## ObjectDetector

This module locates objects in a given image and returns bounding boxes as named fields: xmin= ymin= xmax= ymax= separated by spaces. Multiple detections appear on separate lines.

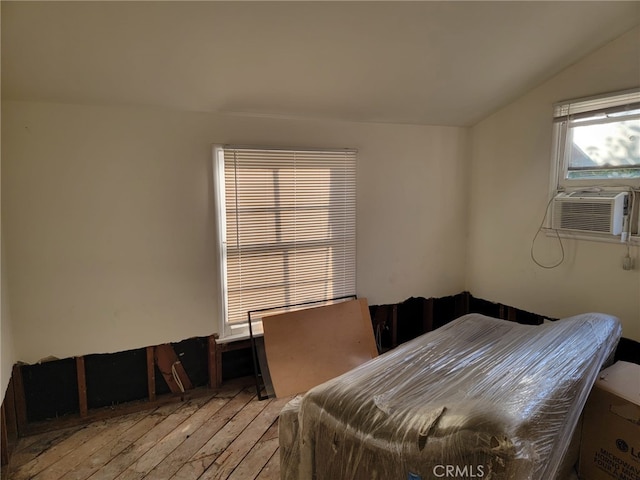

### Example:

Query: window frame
xmin=551 ymin=88 xmax=640 ymax=191
xmin=212 ymin=145 xmax=357 ymax=341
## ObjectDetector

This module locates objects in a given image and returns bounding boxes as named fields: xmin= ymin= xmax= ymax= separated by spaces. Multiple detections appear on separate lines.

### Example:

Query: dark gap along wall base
xmin=2 ymin=291 xmax=639 ymax=466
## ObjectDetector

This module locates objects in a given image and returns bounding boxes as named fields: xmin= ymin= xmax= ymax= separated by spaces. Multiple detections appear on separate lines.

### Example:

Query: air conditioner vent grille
xmin=557 ymin=202 xmax=611 ymax=232
xmin=551 ymin=191 xmax=627 ymax=235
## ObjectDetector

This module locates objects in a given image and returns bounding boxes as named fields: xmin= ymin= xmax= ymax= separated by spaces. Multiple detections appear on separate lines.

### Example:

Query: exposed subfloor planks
xmin=2 ymin=379 xmax=290 ymax=480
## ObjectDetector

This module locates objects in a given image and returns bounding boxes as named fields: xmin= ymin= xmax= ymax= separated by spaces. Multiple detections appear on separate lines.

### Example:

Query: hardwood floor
xmin=2 ymin=379 xmax=290 ymax=480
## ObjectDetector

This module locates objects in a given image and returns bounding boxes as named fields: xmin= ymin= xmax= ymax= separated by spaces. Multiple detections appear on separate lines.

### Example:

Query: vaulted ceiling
xmin=2 ymin=1 xmax=639 ymax=126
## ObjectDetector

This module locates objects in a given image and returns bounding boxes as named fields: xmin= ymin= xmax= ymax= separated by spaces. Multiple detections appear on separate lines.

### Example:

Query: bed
xmin=279 ymin=312 xmax=621 ymax=480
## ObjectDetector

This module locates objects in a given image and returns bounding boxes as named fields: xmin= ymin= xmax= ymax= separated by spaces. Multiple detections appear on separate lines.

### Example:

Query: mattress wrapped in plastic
xmin=279 ymin=313 xmax=621 ymax=480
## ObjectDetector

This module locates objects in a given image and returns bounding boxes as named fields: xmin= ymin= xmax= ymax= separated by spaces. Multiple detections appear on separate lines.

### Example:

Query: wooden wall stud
xmin=146 ymin=346 xmax=156 ymax=402
xmin=208 ymin=335 xmax=219 ymax=389
xmin=75 ymin=356 xmax=88 ymax=418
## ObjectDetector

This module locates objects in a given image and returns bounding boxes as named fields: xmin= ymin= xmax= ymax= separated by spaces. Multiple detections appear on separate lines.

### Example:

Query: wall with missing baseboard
xmin=2 ymin=102 xmax=469 ymax=369
xmin=2 ymin=292 xmax=639 ymax=465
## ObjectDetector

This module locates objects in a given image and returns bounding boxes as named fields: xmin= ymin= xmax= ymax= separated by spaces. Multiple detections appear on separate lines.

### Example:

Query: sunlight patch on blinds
xmin=221 ymin=147 xmax=356 ymax=327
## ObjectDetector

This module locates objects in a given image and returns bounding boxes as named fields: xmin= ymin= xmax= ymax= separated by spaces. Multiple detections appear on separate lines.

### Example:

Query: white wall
xmin=2 ymin=101 xmax=468 ymax=364
xmin=467 ymin=26 xmax=640 ymax=341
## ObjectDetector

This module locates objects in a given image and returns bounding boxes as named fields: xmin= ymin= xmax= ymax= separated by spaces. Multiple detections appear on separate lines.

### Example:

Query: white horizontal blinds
xmin=553 ymin=88 xmax=640 ymax=121
xmin=223 ymin=147 xmax=356 ymax=326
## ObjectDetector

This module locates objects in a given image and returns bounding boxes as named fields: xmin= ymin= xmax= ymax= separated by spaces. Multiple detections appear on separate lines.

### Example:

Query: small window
xmin=549 ymin=88 xmax=640 ymax=244
xmin=213 ymin=146 xmax=357 ymax=340
xmin=553 ymin=88 xmax=640 ymax=187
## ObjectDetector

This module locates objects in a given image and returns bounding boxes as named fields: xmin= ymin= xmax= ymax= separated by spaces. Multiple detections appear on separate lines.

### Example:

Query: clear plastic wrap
xmin=279 ymin=313 xmax=621 ymax=480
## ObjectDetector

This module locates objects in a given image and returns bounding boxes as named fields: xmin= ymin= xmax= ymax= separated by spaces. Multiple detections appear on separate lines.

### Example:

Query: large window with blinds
xmin=213 ymin=146 xmax=357 ymax=340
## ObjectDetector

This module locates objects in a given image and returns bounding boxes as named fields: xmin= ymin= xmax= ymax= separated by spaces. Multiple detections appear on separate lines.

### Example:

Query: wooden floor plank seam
xmin=225 ymin=422 xmax=280 ymax=480
xmin=255 ymin=448 xmax=280 ymax=480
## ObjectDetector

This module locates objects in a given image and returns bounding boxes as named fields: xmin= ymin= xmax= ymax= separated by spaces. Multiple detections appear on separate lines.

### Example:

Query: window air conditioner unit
xmin=551 ymin=191 xmax=628 ymax=235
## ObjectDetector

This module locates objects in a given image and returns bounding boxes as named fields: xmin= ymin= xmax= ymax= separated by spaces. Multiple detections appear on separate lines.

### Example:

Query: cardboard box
xmin=579 ymin=361 xmax=640 ymax=480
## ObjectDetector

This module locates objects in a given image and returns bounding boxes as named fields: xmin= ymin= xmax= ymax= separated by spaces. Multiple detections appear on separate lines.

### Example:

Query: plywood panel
xmin=262 ymin=299 xmax=377 ymax=398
